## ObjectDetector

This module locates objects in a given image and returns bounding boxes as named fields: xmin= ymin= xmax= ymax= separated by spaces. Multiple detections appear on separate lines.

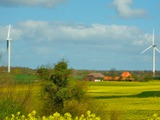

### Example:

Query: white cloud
xmin=13 ymin=21 xmax=150 ymax=46
xmin=0 ymin=0 xmax=67 ymax=8
xmin=0 ymin=21 xmax=152 ymax=54
xmin=113 ymin=0 xmax=146 ymax=19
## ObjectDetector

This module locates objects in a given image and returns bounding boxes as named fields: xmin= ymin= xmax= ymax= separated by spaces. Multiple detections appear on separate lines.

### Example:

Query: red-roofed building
xmin=121 ymin=71 xmax=134 ymax=81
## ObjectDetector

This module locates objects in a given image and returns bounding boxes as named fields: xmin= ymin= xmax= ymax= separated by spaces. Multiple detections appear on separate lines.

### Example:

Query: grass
xmin=0 ymin=82 xmax=43 ymax=118
xmin=86 ymin=81 xmax=160 ymax=120
xmin=13 ymin=74 xmax=39 ymax=84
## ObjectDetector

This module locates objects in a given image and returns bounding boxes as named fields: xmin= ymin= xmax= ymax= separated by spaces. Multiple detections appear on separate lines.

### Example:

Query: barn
xmin=86 ymin=73 xmax=105 ymax=82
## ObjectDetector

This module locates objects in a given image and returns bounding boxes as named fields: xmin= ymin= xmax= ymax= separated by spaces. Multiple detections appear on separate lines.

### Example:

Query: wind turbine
xmin=6 ymin=24 xmax=12 ymax=73
xmin=141 ymin=29 xmax=160 ymax=77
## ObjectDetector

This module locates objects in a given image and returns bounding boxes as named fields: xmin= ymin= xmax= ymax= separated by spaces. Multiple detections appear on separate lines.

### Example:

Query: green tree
xmin=42 ymin=60 xmax=86 ymax=115
xmin=37 ymin=67 xmax=51 ymax=80
xmin=50 ymin=60 xmax=71 ymax=87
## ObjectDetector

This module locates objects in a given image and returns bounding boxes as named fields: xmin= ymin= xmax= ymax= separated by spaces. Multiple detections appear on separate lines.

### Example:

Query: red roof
xmin=121 ymin=71 xmax=132 ymax=78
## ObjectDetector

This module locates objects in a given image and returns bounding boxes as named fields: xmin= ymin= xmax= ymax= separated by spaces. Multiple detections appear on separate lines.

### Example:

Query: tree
xmin=37 ymin=67 xmax=51 ymax=80
xmin=108 ymin=68 xmax=117 ymax=77
xmin=50 ymin=60 xmax=71 ymax=87
xmin=42 ymin=60 xmax=86 ymax=115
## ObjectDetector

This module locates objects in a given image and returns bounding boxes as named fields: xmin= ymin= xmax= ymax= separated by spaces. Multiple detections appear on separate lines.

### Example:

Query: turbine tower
xmin=6 ymin=24 xmax=11 ymax=73
xmin=141 ymin=29 xmax=160 ymax=77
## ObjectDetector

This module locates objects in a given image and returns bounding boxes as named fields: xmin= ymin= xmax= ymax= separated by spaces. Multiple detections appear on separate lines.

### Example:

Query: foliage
xmin=5 ymin=110 xmax=101 ymax=120
xmin=108 ymin=68 xmax=118 ymax=77
xmin=0 ymin=83 xmax=35 ymax=119
xmin=0 ymin=97 xmax=24 ymax=119
xmin=50 ymin=60 xmax=71 ymax=87
xmin=141 ymin=74 xmax=153 ymax=82
xmin=42 ymin=81 xmax=86 ymax=115
xmin=41 ymin=60 xmax=86 ymax=116
xmin=37 ymin=67 xmax=51 ymax=80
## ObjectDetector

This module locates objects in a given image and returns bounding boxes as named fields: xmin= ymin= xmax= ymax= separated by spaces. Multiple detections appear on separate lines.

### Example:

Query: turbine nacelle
xmin=153 ymin=45 xmax=157 ymax=47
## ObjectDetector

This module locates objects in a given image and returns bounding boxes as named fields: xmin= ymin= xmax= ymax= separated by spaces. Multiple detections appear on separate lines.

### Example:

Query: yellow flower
xmin=11 ymin=114 xmax=15 ymax=118
xmin=31 ymin=110 xmax=36 ymax=115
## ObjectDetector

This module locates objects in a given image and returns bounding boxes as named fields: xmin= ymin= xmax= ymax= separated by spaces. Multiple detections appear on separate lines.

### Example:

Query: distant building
xmin=121 ymin=71 xmax=134 ymax=81
xmin=103 ymin=71 xmax=134 ymax=81
xmin=86 ymin=71 xmax=134 ymax=82
xmin=86 ymin=73 xmax=104 ymax=82
xmin=103 ymin=76 xmax=113 ymax=81
xmin=103 ymin=76 xmax=120 ymax=81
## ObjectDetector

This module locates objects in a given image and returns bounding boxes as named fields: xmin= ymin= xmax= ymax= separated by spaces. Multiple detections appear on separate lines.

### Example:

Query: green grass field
xmin=86 ymin=81 xmax=160 ymax=120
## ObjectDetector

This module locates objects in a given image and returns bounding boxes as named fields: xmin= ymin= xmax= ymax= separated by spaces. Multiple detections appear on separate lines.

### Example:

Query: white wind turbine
xmin=6 ymin=24 xmax=12 ymax=73
xmin=141 ymin=29 xmax=160 ymax=77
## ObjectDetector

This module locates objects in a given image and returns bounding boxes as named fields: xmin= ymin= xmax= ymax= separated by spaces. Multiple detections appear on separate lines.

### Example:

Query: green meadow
xmin=86 ymin=81 xmax=160 ymax=120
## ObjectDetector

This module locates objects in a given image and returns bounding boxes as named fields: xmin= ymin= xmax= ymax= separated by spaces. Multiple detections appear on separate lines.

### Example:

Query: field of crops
xmin=1 ymin=73 xmax=160 ymax=120
xmin=86 ymin=81 xmax=160 ymax=120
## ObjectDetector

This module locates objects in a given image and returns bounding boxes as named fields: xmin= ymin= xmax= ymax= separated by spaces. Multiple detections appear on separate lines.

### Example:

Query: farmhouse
xmin=121 ymin=71 xmax=134 ymax=81
xmin=103 ymin=71 xmax=134 ymax=81
xmin=86 ymin=73 xmax=104 ymax=82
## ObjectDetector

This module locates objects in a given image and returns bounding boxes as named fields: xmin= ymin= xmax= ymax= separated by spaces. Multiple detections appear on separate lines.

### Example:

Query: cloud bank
xmin=0 ymin=21 xmax=151 ymax=47
xmin=113 ymin=0 xmax=146 ymax=19
xmin=0 ymin=0 xmax=67 ymax=8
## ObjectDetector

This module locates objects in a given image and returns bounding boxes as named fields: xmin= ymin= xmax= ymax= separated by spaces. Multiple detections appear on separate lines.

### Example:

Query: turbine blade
xmin=141 ymin=46 xmax=152 ymax=54
xmin=152 ymin=28 xmax=155 ymax=45
xmin=155 ymin=47 xmax=160 ymax=53
xmin=7 ymin=24 xmax=11 ymax=40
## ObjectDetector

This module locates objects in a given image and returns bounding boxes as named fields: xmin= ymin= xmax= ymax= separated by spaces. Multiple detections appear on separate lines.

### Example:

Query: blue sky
xmin=0 ymin=0 xmax=160 ymax=70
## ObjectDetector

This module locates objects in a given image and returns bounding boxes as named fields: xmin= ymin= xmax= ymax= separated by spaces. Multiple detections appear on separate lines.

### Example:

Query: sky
xmin=0 ymin=0 xmax=160 ymax=70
